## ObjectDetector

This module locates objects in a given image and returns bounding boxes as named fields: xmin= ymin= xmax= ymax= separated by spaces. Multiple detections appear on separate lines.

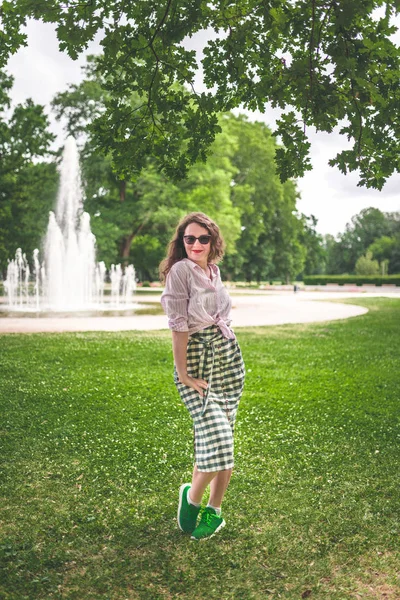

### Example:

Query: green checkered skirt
xmin=174 ymin=325 xmax=245 ymax=472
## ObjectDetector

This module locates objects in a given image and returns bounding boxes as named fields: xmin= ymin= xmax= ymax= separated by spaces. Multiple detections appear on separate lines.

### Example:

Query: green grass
xmin=1 ymin=298 xmax=399 ymax=599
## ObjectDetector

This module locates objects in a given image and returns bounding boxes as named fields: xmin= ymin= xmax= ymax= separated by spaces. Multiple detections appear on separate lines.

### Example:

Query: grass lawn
xmin=0 ymin=298 xmax=399 ymax=599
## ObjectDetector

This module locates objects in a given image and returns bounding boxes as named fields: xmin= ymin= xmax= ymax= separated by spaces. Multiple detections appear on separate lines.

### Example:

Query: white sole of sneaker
xmin=177 ymin=483 xmax=191 ymax=532
xmin=191 ymin=519 xmax=226 ymax=541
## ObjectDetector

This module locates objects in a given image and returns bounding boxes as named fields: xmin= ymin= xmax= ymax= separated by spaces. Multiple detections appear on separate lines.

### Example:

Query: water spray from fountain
xmin=4 ymin=137 xmax=136 ymax=311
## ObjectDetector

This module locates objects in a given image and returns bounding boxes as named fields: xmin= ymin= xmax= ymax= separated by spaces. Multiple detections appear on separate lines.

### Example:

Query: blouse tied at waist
xmin=191 ymin=327 xmax=220 ymax=416
xmin=161 ymin=259 xmax=234 ymax=339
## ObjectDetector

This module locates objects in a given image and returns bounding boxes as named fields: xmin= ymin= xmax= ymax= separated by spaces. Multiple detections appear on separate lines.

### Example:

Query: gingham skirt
xmin=174 ymin=325 xmax=245 ymax=472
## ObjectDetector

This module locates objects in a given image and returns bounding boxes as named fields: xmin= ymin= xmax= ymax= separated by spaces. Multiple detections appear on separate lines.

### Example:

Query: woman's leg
xmin=189 ymin=464 xmax=217 ymax=504
xmin=189 ymin=465 xmax=233 ymax=507
xmin=209 ymin=468 xmax=232 ymax=508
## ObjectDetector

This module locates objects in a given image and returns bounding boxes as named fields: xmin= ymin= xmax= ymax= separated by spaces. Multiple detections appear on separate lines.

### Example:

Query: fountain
xmin=3 ymin=137 xmax=136 ymax=312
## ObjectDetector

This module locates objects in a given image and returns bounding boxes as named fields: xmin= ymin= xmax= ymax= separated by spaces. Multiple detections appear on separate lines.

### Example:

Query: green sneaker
xmin=191 ymin=506 xmax=226 ymax=541
xmin=177 ymin=484 xmax=201 ymax=533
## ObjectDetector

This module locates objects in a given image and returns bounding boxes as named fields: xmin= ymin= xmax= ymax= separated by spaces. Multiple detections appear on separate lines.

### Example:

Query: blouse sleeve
xmin=160 ymin=262 xmax=190 ymax=332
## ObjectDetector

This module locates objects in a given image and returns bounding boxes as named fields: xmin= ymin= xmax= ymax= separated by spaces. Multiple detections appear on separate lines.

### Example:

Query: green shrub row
xmin=303 ymin=275 xmax=400 ymax=286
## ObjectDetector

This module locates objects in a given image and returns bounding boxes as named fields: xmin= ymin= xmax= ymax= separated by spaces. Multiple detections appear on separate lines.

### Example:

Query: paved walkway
xmin=1 ymin=290 xmax=396 ymax=333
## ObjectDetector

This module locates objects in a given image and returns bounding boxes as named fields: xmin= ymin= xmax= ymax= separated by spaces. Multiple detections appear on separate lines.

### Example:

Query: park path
xmin=0 ymin=290 xmax=392 ymax=333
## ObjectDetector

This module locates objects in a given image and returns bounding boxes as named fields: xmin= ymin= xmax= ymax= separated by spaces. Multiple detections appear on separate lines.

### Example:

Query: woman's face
xmin=183 ymin=222 xmax=211 ymax=267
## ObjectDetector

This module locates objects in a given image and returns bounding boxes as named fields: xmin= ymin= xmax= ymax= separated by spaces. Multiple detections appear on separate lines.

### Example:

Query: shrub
xmin=303 ymin=275 xmax=400 ymax=286
xmin=355 ymin=251 xmax=380 ymax=276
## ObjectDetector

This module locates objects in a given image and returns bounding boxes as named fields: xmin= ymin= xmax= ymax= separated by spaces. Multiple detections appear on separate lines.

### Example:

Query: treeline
xmin=1 ymin=58 xmax=399 ymax=284
xmin=322 ymin=209 xmax=400 ymax=277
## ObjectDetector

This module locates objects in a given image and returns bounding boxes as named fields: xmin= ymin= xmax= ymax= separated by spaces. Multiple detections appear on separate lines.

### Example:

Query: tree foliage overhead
xmin=1 ymin=1 xmax=400 ymax=188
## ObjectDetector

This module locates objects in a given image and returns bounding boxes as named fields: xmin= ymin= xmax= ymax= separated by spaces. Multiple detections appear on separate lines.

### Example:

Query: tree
xmin=269 ymin=179 xmax=307 ymax=283
xmin=368 ymin=234 xmax=400 ymax=274
xmin=1 ymin=1 xmax=400 ymax=187
xmin=5 ymin=162 xmax=59 ymax=262
xmin=218 ymin=113 xmax=280 ymax=282
xmin=368 ymin=235 xmax=395 ymax=262
xmin=389 ymin=242 xmax=400 ymax=274
xmin=220 ymin=114 xmax=308 ymax=283
xmin=89 ymin=123 xmax=245 ymax=280
xmin=0 ymin=70 xmax=55 ymax=272
xmin=336 ymin=207 xmax=390 ymax=272
xmin=297 ymin=214 xmax=326 ymax=276
xmin=323 ymin=233 xmax=346 ymax=274
xmin=0 ymin=71 xmax=54 ymax=173
xmin=355 ymin=250 xmax=380 ymax=275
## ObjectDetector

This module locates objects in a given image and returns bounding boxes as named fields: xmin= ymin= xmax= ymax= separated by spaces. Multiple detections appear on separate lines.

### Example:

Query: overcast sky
xmin=6 ymin=19 xmax=400 ymax=238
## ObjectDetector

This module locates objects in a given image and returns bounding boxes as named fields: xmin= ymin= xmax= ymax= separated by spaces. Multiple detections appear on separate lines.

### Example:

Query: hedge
xmin=303 ymin=275 xmax=400 ymax=286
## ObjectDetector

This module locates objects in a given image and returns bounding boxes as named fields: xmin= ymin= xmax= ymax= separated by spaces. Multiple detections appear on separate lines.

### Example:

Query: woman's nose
xmin=192 ymin=239 xmax=202 ymax=248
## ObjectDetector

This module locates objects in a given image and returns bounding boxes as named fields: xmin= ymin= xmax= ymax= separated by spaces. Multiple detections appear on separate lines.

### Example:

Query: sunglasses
xmin=183 ymin=235 xmax=211 ymax=245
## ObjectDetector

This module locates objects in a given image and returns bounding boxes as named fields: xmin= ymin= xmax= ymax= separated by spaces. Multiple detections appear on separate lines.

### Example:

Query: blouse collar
xmin=182 ymin=258 xmax=218 ymax=277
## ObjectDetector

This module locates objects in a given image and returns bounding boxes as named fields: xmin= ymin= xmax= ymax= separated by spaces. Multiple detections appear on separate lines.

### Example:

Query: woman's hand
xmin=178 ymin=374 xmax=208 ymax=397
xmin=172 ymin=332 xmax=207 ymax=396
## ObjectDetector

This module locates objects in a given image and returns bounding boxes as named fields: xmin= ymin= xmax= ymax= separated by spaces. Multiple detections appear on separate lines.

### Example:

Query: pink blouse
xmin=161 ymin=258 xmax=235 ymax=339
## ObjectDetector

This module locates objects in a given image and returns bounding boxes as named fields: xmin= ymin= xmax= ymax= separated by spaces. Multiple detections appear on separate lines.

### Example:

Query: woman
xmin=160 ymin=212 xmax=245 ymax=541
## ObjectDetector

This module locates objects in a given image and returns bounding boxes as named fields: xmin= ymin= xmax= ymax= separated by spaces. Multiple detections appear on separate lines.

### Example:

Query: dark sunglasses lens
xmin=184 ymin=236 xmax=196 ymax=244
xmin=199 ymin=236 xmax=211 ymax=244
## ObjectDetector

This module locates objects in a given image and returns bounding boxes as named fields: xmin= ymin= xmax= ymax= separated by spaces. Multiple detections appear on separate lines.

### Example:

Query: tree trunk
xmin=119 ymin=212 xmax=153 ymax=263
xmin=120 ymin=233 xmax=134 ymax=262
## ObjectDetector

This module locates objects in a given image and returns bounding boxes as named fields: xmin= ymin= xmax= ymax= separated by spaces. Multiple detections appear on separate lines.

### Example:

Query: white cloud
xmin=6 ymin=19 xmax=103 ymax=142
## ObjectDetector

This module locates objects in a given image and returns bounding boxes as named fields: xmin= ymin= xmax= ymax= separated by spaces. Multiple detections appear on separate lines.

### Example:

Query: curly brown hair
xmin=159 ymin=212 xmax=225 ymax=282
